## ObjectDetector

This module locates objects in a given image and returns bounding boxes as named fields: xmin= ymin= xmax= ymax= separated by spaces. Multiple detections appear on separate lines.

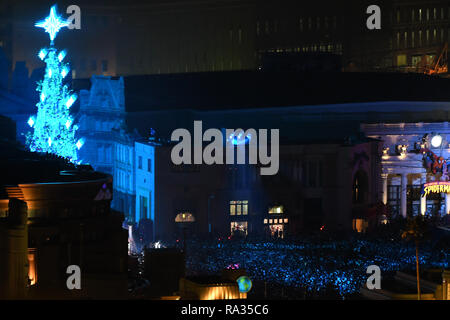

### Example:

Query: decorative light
xmin=66 ymin=94 xmax=77 ymax=108
xmin=431 ymin=134 xmax=443 ymax=148
xmin=27 ymin=116 xmax=35 ymax=127
xmin=382 ymin=147 xmax=389 ymax=160
xmin=27 ymin=5 xmax=81 ymax=163
xmin=76 ymin=138 xmax=85 ymax=150
xmin=58 ymin=50 xmax=67 ymax=62
xmin=228 ymin=132 xmax=252 ymax=145
xmin=35 ymin=5 xmax=69 ymax=42
xmin=61 ymin=65 xmax=69 ymax=78
xmin=38 ymin=48 xmax=48 ymax=60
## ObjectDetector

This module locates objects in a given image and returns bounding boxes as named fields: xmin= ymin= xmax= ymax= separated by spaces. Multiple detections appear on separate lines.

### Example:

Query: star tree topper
xmin=35 ymin=5 xmax=69 ymax=44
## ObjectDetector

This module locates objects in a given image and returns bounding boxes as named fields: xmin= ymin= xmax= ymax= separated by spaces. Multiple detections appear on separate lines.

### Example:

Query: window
xmin=138 ymin=156 xmax=142 ymax=169
xmin=268 ymin=206 xmax=284 ymax=214
xmin=388 ymin=185 xmax=401 ymax=216
xmin=230 ymin=221 xmax=248 ymax=236
xmin=147 ymin=158 xmax=152 ymax=172
xmin=229 ymin=200 xmax=248 ymax=216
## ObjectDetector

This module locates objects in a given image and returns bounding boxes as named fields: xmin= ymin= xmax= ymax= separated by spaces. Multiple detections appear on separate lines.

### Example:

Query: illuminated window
xmin=268 ymin=205 xmax=284 ymax=214
xmin=299 ymin=18 xmax=303 ymax=31
xmin=231 ymin=221 xmax=248 ymax=235
xmin=419 ymin=9 xmax=422 ymax=21
xmin=274 ymin=219 xmax=278 ymax=224
xmin=175 ymin=212 xmax=195 ymax=222
xmin=269 ymin=219 xmax=273 ymax=224
xmin=264 ymin=219 xmax=268 ymax=224
xmin=229 ymin=200 xmax=248 ymax=216
xmin=284 ymin=219 xmax=288 ymax=224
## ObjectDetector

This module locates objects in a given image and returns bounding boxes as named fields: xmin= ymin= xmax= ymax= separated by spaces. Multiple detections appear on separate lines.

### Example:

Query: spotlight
xmin=431 ymin=134 xmax=442 ymax=148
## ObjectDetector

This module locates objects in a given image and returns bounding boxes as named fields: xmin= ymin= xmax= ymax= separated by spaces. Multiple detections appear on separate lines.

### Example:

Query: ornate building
xmin=362 ymin=122 xmax=450 ymax=218
xmin=77 ymin=75 xmax=126 ymax=175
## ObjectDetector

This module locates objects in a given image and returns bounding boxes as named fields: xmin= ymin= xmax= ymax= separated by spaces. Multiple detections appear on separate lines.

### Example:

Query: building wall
xmin=135 ymin=141 xmax=155 ymax=225
xmin=6 ymin=0 xmax=448 ymax=78
xmin=153 ymin=140 xmax=381 ymax=241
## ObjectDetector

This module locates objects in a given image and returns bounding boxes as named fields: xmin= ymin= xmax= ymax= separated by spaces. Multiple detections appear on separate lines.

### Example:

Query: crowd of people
xmin=174 ymin=233 xmax=449 ymax=298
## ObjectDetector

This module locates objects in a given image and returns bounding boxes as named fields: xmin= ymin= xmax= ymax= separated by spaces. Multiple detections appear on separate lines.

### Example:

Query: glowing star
xmin=35 ymin=5 xmax=69 ymax=43
xmin=48 ymin=137 xmax=52 ymax=147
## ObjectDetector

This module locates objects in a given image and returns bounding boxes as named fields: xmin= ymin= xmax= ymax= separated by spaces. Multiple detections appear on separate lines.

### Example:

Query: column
xmin=381 ymin=173 xmax=388 ymax=205
xmin=401 ymin=173 xmax=407 ymax=218
xmin=420 ymin=173 xmax=427 ymax=216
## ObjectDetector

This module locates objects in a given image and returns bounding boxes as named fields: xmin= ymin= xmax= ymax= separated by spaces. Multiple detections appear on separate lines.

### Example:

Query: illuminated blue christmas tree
xmin=27 ymin=5 xmax=83 ymax=162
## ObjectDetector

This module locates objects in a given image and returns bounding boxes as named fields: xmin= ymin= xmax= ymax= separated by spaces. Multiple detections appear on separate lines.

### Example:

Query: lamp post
xmin=207 ymin=194 xmax=215 ymax=237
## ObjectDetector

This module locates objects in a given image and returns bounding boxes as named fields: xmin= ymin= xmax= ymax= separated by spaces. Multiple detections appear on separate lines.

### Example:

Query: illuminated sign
xmin=421 ymin=181 xmax=450 ymax=197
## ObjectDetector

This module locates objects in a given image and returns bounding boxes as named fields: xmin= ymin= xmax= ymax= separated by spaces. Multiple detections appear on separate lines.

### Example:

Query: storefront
xmin=362 ymin=122 xmax=450 ymax=218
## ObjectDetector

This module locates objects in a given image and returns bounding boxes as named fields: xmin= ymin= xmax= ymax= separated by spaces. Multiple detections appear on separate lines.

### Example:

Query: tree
xmin=26 ymin=5 xmax=83 ymax=162
xmin=401 ymin=215 xmax=429 ymax=300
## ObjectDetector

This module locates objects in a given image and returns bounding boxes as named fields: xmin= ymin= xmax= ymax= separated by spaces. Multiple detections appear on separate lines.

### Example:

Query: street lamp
xmin=207 ymin=194 xmax=215 ymax=235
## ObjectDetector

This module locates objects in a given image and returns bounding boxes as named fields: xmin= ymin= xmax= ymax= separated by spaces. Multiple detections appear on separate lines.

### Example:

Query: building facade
xmin=362 ymin=122 xmax=450 ymax=218
xmin=4 ymin=0 xmax=449 ymax=78
xmin=77 ymin=75 xmax=126 ymax=174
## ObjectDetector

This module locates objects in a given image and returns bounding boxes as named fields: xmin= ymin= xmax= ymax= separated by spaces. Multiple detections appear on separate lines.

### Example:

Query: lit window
xmin=268 ymin=206 xmax=284 ymax=214
xmin=269 ymin=219 xmax=273 ymax=224
xmin=175 ymin=212 xmax=195 ymax=222
xmin=231 ymin=221 xmax=248 ymax=236
xmin=264 ymin=219 xmax=268 ymax=224
xmin=284 ymin=219 xmax=288 ymax=224
xmin=274 ymin=219 xmax=278 ymax=224
xmin=229 ymin=200 xmax=248 ymax=216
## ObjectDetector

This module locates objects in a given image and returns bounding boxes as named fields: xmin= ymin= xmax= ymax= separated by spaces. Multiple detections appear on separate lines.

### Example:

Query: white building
xmin=77 ymin=76 xmax=125 ymax=174
xmin=135 ymin=140 xmax=155 ymax=225
xmin=362 ymin=122 xmax=450 ymax=218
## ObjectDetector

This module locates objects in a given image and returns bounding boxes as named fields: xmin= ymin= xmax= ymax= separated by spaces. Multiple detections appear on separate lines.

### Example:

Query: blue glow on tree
xmin=27 ymin=5 xmax=83 ymax=162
